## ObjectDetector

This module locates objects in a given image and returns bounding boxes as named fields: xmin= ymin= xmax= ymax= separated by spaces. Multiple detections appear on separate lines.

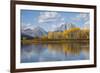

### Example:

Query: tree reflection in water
xmin=21 ymin=42 xmax=89 ymax=63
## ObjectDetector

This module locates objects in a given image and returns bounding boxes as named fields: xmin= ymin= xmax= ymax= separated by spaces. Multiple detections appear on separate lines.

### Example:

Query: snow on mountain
xmin=33 ymin=26 xmax=47 ymax=37
xmin=21 ymin=23 xmax=76 ymax=39
xmin=55 ymin=23 xmax=76 ymax=31
xmin=21 ymin=26 xmax=47 ymax=38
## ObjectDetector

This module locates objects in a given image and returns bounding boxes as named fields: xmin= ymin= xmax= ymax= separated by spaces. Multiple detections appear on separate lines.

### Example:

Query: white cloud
xmin=61 ymin=18 xmax=65 ymax=22
xmin=21 ymin=23 xmax=34 ymax=30
xmin=72 ymin=13 xmax=90 ymax=29
xmin=38 ymin=11 xmax=66 ymax=31
xmin=79 ymin=13 xmax=89 ymax=21
xmin=73 ymin=13 xmax=89 ymax=21
xmin=83 ymin=21 xmax=90 ymax=29
xmin=38 ymin=11 xmax=59 ymax=23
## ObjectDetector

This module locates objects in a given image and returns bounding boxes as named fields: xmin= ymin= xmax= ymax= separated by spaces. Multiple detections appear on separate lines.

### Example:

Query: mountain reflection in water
xmin=21 ymin=42 xmax=89 ymax=63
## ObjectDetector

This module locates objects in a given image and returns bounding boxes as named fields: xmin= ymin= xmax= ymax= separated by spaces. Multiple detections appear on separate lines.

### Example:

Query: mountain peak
xmin=55 ymin=23 xmax=76 ymax=31
xmin=21 ymin=26 xmax=47 ymax=38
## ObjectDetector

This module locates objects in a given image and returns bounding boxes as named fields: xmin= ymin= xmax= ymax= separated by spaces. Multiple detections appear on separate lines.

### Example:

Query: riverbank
xmin=21 ymin=39 xmax=89 ymax=44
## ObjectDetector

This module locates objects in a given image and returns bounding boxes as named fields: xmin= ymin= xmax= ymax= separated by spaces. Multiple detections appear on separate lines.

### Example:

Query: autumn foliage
xmin=47 ymin=28 xmax=89 ymax=40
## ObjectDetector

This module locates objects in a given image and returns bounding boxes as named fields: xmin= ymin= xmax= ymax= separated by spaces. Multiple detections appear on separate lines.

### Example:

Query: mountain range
xmin=21 ymin=26 xmax=47 ymax=39
xmin=21 ymin=23 xmax=76 ymax=39
xmin=55 ymin=23 xmax=76 ymax=32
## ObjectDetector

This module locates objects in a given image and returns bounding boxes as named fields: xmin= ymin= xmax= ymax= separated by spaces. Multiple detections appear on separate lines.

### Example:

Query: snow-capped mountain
xmin=21 ymin=26 xmax=47 ymax=38
xmin=22 ymin=29 xmax=35 ymax=37
xmin=21 ymin=23 xmax=76 ymax=39
xmin=55 ymin=23 xmax=76 ymax=31
xmin=32 ymin=26 xmax=47 ymax=37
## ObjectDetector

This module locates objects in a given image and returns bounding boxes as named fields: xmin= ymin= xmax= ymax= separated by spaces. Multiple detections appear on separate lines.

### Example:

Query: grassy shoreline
xmin=21 ymin=39 xmax=89 ymax=44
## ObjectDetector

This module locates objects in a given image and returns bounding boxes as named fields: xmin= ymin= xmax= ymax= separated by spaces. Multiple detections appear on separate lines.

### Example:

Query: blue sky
xmin=21 ymin=10 xmax=90 ymax=32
